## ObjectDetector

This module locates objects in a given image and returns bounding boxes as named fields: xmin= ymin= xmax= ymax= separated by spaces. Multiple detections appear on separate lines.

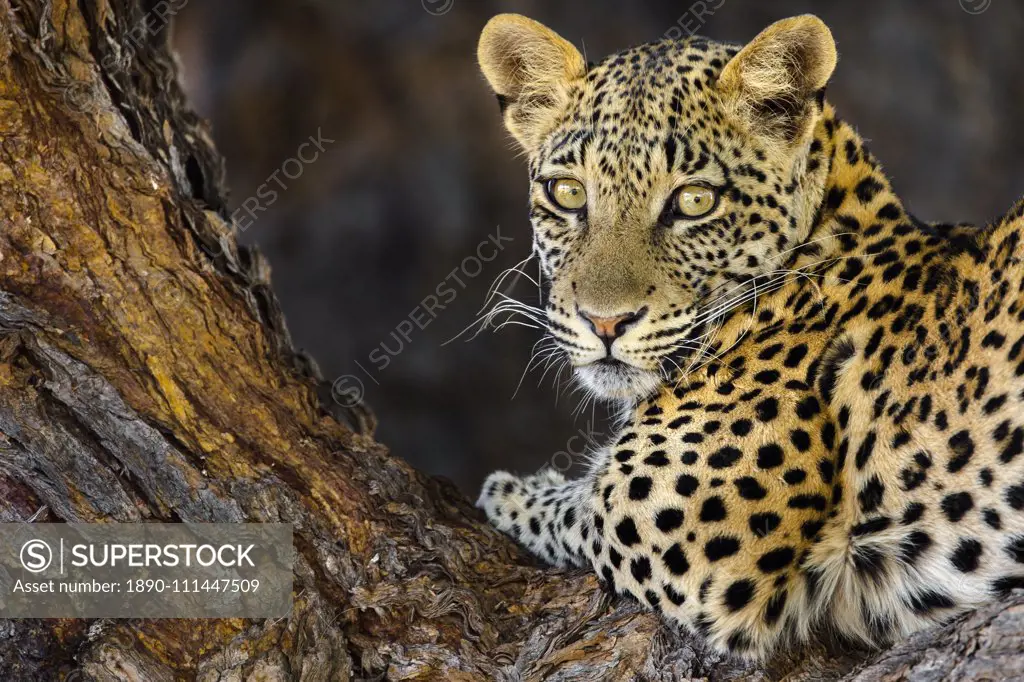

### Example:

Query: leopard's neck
xmin=791 ymin=106 xmax=914 ymax=273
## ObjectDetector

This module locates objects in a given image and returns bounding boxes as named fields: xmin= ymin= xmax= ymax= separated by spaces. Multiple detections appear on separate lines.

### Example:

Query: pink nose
xmin=579 ymin=308 xmax=645 ymax=340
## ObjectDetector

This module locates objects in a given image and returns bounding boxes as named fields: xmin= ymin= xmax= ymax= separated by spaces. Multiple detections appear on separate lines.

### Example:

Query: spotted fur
xmin=475 ymin=13 xmax=1024 ymax=659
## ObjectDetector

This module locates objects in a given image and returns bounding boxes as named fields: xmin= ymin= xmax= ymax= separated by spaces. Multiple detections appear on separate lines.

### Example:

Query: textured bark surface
xmin=0 ymin=1 xmax=1022 ymax=680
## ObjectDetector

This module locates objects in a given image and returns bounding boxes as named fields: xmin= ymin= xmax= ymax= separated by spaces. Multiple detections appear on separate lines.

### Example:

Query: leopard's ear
xmin=478 ymin=14 xmax=587 ymax=150
xmin=718 ymin=15 xmax=837 ymax=146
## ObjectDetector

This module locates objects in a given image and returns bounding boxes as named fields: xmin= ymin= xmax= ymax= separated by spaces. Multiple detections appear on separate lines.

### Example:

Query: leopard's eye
xmin=546 ymin=178 xmax=587 ymax=211
xmin=674 ymin=184 xmax=718 ymax=218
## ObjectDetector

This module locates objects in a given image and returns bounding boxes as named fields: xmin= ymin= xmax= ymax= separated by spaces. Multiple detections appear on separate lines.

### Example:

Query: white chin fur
xmin=575 ymin=363 xmax=663 ymax=402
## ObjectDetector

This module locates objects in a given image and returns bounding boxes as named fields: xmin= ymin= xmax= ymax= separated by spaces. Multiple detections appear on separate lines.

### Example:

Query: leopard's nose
xmin=579 ymin=306 xmax=647 ymax=342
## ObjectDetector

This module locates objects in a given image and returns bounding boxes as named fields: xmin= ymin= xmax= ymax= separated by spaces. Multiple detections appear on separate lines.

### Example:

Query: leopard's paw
xmin=477 ymin=470 xmax=528 ymax=532
xmin=479 ymin=467 xmax=565 ymax=525
xmin=479 ymin=468 xmax=586 ymax=567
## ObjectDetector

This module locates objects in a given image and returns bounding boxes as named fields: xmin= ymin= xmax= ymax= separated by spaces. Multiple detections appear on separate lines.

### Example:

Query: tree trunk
xmin=0 ymin=1 xmax=1021 ymax=680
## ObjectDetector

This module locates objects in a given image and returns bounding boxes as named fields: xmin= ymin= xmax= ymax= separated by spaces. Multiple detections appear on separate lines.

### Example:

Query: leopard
xmin=473 ymin=12 xmax=1024 ymax=660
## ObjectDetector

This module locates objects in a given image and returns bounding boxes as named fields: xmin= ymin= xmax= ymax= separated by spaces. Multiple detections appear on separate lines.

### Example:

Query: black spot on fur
xmin=757 ymin=547 xmax=795 ymax=573
xmin=796 ymin=396 xmax=821 ymax=419
xmin=947 ymin=430 xmax=975 ymax=473
xmin=906 ymin=589 xmax=955 ymax=613
xmin=751 ymin=512 xmax=782 ymax=538
xmin=950 ymin=538 xmax=983 ymax=573
xmin=676 ymin=474 xmax=699 ymax=496
xmin=788 ymin=494 xmax=827 ymax=511
xmin=1008 ymin=482 xmax=1024 ymax=510
xmin=852 ymin=545 xmax=886 ymax=580
xmin=709 ymin=446 xmax=742 ymax=468
xmin=631 ymin=556 xmax=653 ymax=583
xmin=1006 ymin=536 xmax=1024 ymax=564
xmin=615 ymin=518 xmax=641 ymax=546
xmin=734 ymin=477 xmax=768 ymax=500
xmin=1000 ymin=427 xmax=1024 ymax=463
xmin=819 ymin=337 xmax=855 ymax=404
xmin=757 ymin=444 xmax=784 ymax=469
xmin=664 ymin=583 xmax=686 ymax=606
xmin=662 ymin=543 xmax=690 ymax=575
xmin=764 ymin=590 xmax=788 ymax=625
xmin=704 ymin=536 xmax=741 ymax=561
xmin=655 ymin=508 xmax=685 ymax=532
xmin=724 ymin=579 xmax=756 ymax=611
xmin=801 ymin=520 xmax=824 ymax=541
xmin=629 ymin=476 xmax=653 ymax=500
xmin=731 ymin=419 xmax=752 ymax=436
xmin=901 ymin=502 xmax=925 ymax=525
xmin=726 ymin=629 xmax=752 ymax=653
xmin=855 ymin=431 xmax=878 ymax=469
xmin=755 ymin=398 xmax=779 ymax=422
xmin=858 ymin=476 xmax=885 ymax=513
xmin=855 ymin=177 xmax=884 ymax=203
xmin=783 ymin=469 xmax=806 ymax=485
xmin=899 ymin=530 xmax=932 ymax=564
xmin=852 ymin=516 xmax=891 ymax=536
xmin=700 ymin=496 xmax=727 ymax=522
xmin=941 ymin=492 xmax=974 ymax=523
xmin=992 ymin=576 xmax=1024 ymax=597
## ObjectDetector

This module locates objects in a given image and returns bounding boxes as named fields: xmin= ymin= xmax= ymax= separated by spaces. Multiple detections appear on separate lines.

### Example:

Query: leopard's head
xmin=479 ymin=14 xmax=837 ymax=401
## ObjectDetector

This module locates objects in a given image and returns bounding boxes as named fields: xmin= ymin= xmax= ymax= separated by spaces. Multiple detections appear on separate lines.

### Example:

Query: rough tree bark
xmin=0 ymin=1 xmax=1022 ymax=680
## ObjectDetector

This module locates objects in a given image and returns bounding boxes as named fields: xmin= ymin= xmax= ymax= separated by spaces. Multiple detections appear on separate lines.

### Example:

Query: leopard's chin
xmin=575 ymin=361 xmax=663 ymax=402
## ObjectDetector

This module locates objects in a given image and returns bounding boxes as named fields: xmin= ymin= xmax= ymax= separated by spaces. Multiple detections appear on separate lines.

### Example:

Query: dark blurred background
xmin=171 ymin=0 xmax=1024 ymax=494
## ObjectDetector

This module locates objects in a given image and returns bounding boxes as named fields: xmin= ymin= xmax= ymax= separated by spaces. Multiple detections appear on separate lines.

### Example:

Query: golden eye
xmin=546 ymin=178 xmax=587 ymax=211
xmin=674 ymin=184 xmax=718 ymax=218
